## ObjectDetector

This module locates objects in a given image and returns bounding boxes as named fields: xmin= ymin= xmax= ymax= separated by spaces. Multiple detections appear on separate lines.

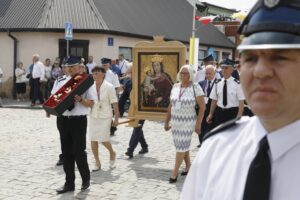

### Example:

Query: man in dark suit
xmin=197 ymin=65 xmax=219 ymax=147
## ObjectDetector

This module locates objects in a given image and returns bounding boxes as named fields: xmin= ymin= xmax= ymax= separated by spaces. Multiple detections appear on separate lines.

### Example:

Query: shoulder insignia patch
xmin=202 ymin=117 xmax=240 ymax=141
xmin=57 ymin=77 xmax=66 ymax=82
xmin=234 ymin=78 xmax=240 ymax=84
xmin=215 ymin=79 xmax=221 ymax=84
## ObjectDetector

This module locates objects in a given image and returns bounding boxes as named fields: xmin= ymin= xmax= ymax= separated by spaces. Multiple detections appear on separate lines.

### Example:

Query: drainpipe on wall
xmin=7 ymin=30 xmax=18 ymax=99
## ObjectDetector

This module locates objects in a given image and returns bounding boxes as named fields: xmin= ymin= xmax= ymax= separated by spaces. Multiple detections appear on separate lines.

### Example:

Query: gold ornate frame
xmin=128 ymin=37 xmax=186 ymax=121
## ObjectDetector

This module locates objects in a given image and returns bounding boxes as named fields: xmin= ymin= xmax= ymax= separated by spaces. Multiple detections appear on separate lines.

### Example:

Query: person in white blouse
xmin=15 ymin=62 xmax=27 ymax=101
xmin=89 ymin=66 xmax=119 ymax=171
xmin=181 ymin=0 xmax=300 ymax=199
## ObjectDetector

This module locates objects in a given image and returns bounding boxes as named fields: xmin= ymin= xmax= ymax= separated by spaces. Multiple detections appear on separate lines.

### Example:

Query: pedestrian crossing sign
xmin=65 ymin=22 xmax=73 ymax=40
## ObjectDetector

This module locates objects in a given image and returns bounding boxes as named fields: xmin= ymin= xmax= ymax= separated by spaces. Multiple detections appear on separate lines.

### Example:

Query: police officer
xmin=54 ymin=56 xmax=97 ymax=194
xmin=181 ymin=0 xmax=300 ymax=199
xmin=206 ymin=58 xmax=245 ymax=128
xmin=197 ymin=65 xmax=219 ymax=146
xmin=47 ymin=64 xmax=71 ymax=166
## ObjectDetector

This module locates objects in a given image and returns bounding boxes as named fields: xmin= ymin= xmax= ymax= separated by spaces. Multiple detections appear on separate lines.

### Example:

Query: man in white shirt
xmin=31 ymin=54 xmax=45 ymax=106
xmin=86 ymin=56 xmax=97 ymax=74
xmin=181 ymin=1 xmax=300 ymax=200
xmin=118 ymin=53 xmax=129 ymax=76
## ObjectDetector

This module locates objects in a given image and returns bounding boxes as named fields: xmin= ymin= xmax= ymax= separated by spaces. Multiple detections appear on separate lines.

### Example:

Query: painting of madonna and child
xmin=138 ymin=53 xmax=179 ymax=112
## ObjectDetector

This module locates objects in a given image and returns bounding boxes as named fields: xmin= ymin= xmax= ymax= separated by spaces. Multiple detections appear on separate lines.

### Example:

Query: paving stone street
xmin=0 ymin=107 xmax=200 ymax=200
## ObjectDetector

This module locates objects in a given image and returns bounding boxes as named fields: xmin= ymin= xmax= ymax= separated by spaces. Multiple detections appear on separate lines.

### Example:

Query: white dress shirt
xmin=209 ymin=76 xmax=245 ymax=108
xmin=62 ymin=85 xmax=97 ymax=116
xmin=51 ymin=75 xmax=70 ymax=95
xmin=86 ymin=62 xmax=97 ymax=74
xmin=32 ymin=61 xmax=45 ymax=80
xmin=181 ymin=116 xmax=300 ymax=200
xmin=118 ymin=59 xmax=129 ymax=74
xmin=105 ymin=69 xmax=120 ymax=88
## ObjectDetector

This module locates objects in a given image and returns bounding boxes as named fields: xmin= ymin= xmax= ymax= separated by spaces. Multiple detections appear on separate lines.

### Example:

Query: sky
xmin=200 ymin=0 xmax=258 ymax=11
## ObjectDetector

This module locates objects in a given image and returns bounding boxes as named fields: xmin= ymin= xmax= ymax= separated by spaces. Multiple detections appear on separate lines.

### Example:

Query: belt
xmin=62 ymin=115 xmax=86 ymax=119
xmin=217 ymin=106 xmax=238 ymax=111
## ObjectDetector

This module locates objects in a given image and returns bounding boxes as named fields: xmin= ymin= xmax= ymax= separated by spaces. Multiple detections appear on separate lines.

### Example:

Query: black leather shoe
xmin=169 ymin=176 xmax=178 ymax=183
xmin=181 ymin=170 xmax=189 ymax=176
xmin=81 ymin=180 xmax=90 ymax=191
xmin=56 ymin=185 xmax=75 ymax=194
xmin=138 ymin=149 xmax=148 ymax=154
xmin=125 ymin=152 xmax=133 ymax=159
xmin=56 ymin=159 xmax=64 ymax=166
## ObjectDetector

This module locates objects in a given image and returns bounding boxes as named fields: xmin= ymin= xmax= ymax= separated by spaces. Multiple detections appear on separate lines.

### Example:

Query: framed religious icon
xmin=128 ymin=36 xmax=186 ymax=121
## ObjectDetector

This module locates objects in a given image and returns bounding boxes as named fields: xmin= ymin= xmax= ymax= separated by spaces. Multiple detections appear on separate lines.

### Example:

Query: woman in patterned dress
xmin=164 ymin=64 xmax=205 ymax=183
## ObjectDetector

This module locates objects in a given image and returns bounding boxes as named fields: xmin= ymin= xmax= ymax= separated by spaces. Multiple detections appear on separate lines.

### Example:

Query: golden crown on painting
xmin=151 ymin=54 xmax=163 ymax=63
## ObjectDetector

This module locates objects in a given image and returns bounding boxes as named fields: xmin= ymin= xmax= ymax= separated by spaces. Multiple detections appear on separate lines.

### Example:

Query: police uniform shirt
xmin=181 ymin=116 xmax=300 ymax=200
xmin=105 ymin=69 xmax=120 ymax=88
xmin=51 ymin=75 xmax=70 ymax=95
xmin=62 ymin=85 xmax=97 ymax=116
xmin=209 ymin=76 xmax=245 ymax=108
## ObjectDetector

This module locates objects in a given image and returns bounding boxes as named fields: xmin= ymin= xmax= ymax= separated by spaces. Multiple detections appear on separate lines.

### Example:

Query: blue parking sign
xmin=65 ymin=22 xmax=73 ymax=40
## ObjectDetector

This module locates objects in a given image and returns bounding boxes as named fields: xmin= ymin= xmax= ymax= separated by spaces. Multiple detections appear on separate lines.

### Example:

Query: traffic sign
xmin=65 ymin=22 xmax=73 ymax=40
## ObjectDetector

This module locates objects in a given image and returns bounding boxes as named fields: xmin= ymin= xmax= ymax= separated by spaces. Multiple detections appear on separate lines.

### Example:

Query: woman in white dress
xmin=164 ymin=65 xmax=205 ymax=183
xmin=89 ymin=66 xmax=119 ymax=171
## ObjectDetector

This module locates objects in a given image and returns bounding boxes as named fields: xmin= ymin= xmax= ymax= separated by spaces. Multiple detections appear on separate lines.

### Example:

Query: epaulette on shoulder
xmin=234 ymin=78 xmax=240 ymax=84
xmin=57 ymin=77 xmax=66 ymax=82
xmin=202 ymin=117 xmax=240 ymax=141
xmin=215 ymin=79 xmax=221 ymax=84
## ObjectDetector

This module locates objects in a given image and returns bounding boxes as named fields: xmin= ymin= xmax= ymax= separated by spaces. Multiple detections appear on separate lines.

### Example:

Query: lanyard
xmin=179 ymin=87 xmax=186 ymax=100
xmin=96 ymin=87 xmax=100 ymax=101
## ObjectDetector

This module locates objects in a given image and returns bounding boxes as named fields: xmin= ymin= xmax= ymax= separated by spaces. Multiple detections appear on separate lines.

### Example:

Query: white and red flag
xmin=195 ymin=15 xmax=217 ymax=25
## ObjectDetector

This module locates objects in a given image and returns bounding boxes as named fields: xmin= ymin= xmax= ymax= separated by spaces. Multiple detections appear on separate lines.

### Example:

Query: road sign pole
xmin=67 ymin=40 xmax=69 ymax=57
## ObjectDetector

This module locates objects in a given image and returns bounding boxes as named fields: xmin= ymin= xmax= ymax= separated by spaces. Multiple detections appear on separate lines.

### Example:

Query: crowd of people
xmin=41 ymin=48 xmax=253 ymax=193
xmin=2 ymin=0 xmax=299 ymax=198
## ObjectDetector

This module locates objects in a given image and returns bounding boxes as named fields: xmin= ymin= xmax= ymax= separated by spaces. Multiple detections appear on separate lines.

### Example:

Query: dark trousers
xmin=57 ymin=116 xmax=63 ymax=160
xmin=32 ymin=78 xmax=44 ymax=104
xmin=44 ymin=80 xmax=53 ymax=100
xmin=118 ymin=91 xmax=130 ymax=117
xmin=199 ymin=103 xmax=213 ymax=143
xmin=29 ymin=78 xmax=34 ymax=101
xmin=60 ymin=116 xmax=90 ymax=186
xmin=127 ymin=120 xmax=148 ymax=153
xmin=214 ymin=106 xmax=239 ymax=127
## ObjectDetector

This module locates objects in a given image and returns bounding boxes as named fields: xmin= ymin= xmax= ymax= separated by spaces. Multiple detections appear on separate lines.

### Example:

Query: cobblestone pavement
xmin=0 ymin=108 xmax=200 ymax=200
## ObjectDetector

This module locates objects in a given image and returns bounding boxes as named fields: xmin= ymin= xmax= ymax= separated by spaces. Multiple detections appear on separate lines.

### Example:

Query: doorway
xmin=59 ymin=39 xmax=89 ymax=63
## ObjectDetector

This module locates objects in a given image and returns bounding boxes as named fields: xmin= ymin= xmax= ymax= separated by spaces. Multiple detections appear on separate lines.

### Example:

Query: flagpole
xmin=189 ymin=0 xmax=197 ymax=66
xmin=192 ymin=0 xmax=196 ymax=38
